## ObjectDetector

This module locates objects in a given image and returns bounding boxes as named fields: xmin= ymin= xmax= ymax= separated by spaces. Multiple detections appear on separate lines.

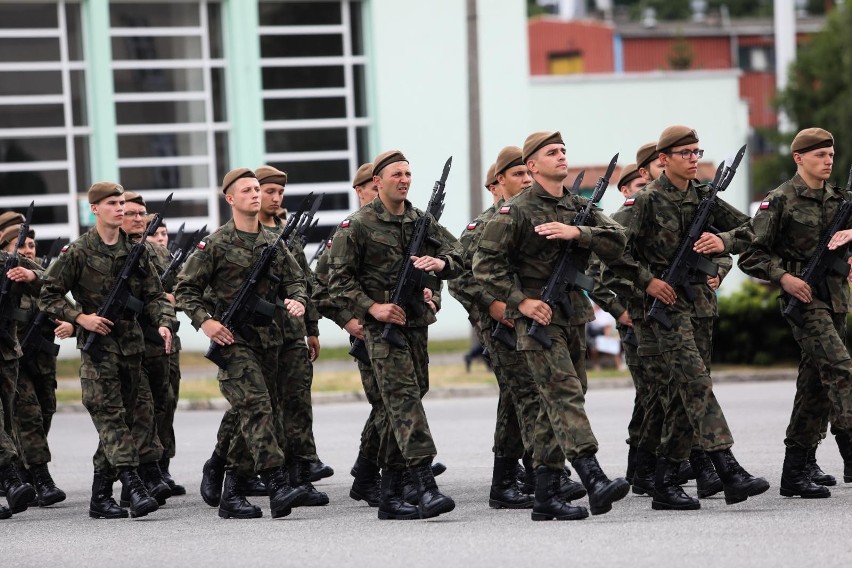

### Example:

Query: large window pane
xmin=212 ymin=66 xmax=227 ymax=121
xmin=275 ymin=159 xmax=349 ymax=184
xmin=0 ymin=71 xmax=62 ymax=96
xmin=71 ymin=70 xmax=88 ymax=127
xmin=145 ymin=197 xmax=209 ymax=219
xmin=260 ymin=34 xmax=343 ymax=58
xmin=0 ymin=137 xmax=67 ymax=161
xmin=262 ymin=65 xmax=344 ymax=89
xmin=67 ymin=3 xmax=84 ymax=61
xmin=110 ymin=3 xmax=200 ymax=28
xmin=75 ymin=135 xmax=90 ymax=192
xmin=0 ymin=105 xmax=65 ymax=129
xmin=0 ymin=38 xmax=60 ymax=63
xmin=114 ymin=67 xmax=205 ymax=93
xmin=112 ymin=36 xmax=203 ymax=61
xmin=208 ymin=2 xmax=224 ymax=59
xmin=266 ymin=128 xmax=348 ymax=153
xmin=350 ymin=2 xmax=364 ymax=56
xmin=119 ymin=164 xmax=209 ymax=190
xmin=258 ymin=2 xmax=341 ymax=25
xmin=116 ymin=100 xmax=206 ymax=125
xmin=0 ymin=3 xmax=57 ymax=29
xmin=0 ymin=169 xmax=68 ymax=196
xmin=119 ymin=132 xmax=208 ymax=158
xmin=264 ymin=97 xmax=346 ymax=120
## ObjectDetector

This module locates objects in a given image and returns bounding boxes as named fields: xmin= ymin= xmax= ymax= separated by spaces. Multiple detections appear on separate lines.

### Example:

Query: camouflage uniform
xmin=326 ymin=196 xmax=464 ymax=469
xmin=738 ymin=173 xmax=852 ymax=449
xmin=606 ymin=173 xmax=749 ymax=462
xmin=472 ymin=182 xmax=627 ymax=469
xmin=174 ymin=220 xmax=307 ymax=478
xmin=38 ymin=228 xmax=174 ymax=478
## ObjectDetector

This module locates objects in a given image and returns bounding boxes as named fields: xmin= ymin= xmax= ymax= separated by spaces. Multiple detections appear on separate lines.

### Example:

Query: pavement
xmin=5 ymin=379 xmax=851 ymax=568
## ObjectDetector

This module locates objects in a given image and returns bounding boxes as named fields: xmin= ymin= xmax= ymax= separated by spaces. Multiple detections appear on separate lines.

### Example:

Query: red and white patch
xmin=197 ymin=241 xmax=207 ymax=250
xmin=60 ymin=244 xmax=69 ymax=253
xmin=326 ymin=239 xmax=332 ymax=248
xmin=499 ymin=205 xmax=511 ymax=214
xmin=340 ymin=219 xmax=350 ymax=228
xmin=759 ymin=201 xmax=770 ymax=210
xmin=466 ymin=221 xmax=478 ymax=230
xmin=624 ymin=198 xmax=635 ymax=206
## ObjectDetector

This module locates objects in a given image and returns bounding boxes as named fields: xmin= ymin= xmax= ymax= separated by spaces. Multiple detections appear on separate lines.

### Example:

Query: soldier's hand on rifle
xmin=616 ymin=311 xmax=632 ymax=327
xmin=707 ymin=275 xmax=721 ymax=290
xmin=646 ymin=278 xmax=677 ymax=305
xmin=306 ymin=336 xmax=320 ymax=361
xmin=423 ymin=288 xmax=437 ymax=313
xmin=828 ymin=228 xmax=852 ymax=250
xmin=518 ymin=298 xmax=552 ymax=327
xmin=158 ymin=326 xmax=172 ymax=353
xmin=488 ymin=300 xmax=513 ymax=327
xmin=164 ymin=292 xmax=176 ymax=307
xmin=201 ymin=318 xmax=234 ymax=346
xmin=5 ymin=266 xmax=36 ymax=282
xmin=780 ymin=273 xmax=812 ymax=303
xmin=693 ymin=232 xmax=724 ymax=255
xmin=534 ymin=222 xmax=581 ymax=241
xmin=343 ymin=318 xmax=365 ymax=340
xmin=75 ymin=313 xmax=114 ymax=337
xmin=411 ymin=255 xmax=446 ymax=273
xmin=368 ymin=303 xmax=406 ymax=325
xmin=54 ymin=320 xmax=74 ymax=340
xmin=284 ymin=299 xmax=305 ymax=318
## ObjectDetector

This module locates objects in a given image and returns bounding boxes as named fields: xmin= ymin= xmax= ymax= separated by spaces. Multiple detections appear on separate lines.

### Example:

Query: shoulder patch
xmin=499 ymin=205 xmax=511 ymax=214
xmin=197 ymin=241 xmax=207 ymax=250
xmin=326 ymin=239 xmax=333 ymax=248
xmin=340 ymin=219 xmax=350 ymax=228
xmin=624 ymin=198 xmax=635 ymax=206
xmin=759 ymin=200 xmax=770 ymax=210
xmin=466 ymin=221 xmax=478 ymax=230
xmin=60 ymin=244 xmax=70 ymax=253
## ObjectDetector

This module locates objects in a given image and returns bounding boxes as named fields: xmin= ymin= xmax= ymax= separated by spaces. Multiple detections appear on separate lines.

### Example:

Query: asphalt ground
xmin=5 ymin=379 xmax=851 ymax=568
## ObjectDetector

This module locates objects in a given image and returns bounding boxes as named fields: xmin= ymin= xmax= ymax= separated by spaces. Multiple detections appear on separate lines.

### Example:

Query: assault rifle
xmin=491 ymin=170 xmax=586 ymax=350
xmin=160 ymin=225 xmax=207 ymax=285
xmin=168 ymin=222 xmax=185 ymax=255
xmin=527 ymin=155 xmax=618 ymax=348
xmin=0 ymin=201 xmax=34 ymax=349
xmin=783 ymin=165 xmax=852 ymax=327
xmin=348 ymin=157 xmax=451 ymax=358
xmin=82 ymin=194 xmax=173 ymax=363
xmin=286 ymin=194 xmax=323 ymax=252
xmin=205 ymin=193 xmax=314 ymax=370
xmin=40 ymin=238 xmax=63 ymax=268
xmin=646 ymin=145 xmax=747 ymax=330
xmin=309 ymin=227 xmax=334 ymax=267
xmin=20 ymin=311 xmax=59 ymax=359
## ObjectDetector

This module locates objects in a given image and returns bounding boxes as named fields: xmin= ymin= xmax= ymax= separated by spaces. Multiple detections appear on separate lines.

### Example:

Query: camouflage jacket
xmin=447 ymin=200 xmax=500 ymax=326
xmin=326 ymin=196 xmax=463 ymax=328
xmin=738 ymin=173 xmax=852 ymax=313
xmin=38 ymin=227 xmax=175 ymax=357
xmin=174 ymin=219 xmax=308 ymax=349
xmin=472 ymin=181 xmax=626 ymax=328
xmin=1 ymin=252 xmax=44 ymax=361
xmin=282 ymin=238 xmax=320 ymax=340
xmin=140 ymin=240 xmax=180 ymax=355
xmin=605 ymin=173 xmax=748 ymax=318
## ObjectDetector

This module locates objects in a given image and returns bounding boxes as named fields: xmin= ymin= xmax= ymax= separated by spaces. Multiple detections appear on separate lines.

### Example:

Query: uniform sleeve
xmin=473 ymin=210 xmax=527 ymax=311
xmin=579 ymin=209 xmax=627 ymax=265
xmin=714 ymin=254 xmax=734 ymax=283
xmin=37 ymin=246 xmax=84 ymax=324
xmin=431 ymin=221 xmax=465 ymax=280
xmin=738 ymin=196 xmax=787 ymax=284
xmin=447 ymin=227 xmax=483 ymax=323
xmin=587 ymin=253 xmax=626 ymax=320
xmin=278 ymin=246 xmax=309 ymax=308
xmin=312 ymin=248 xmax=355 ymax=329
xmin=327 ymin=220 xmax=375 ymax=321
xmin=291 ymin=242 xmax=320 ymax=336
xmin=714 ymin=198 xmax=753 ymax=255
xmin=174 ymin=245 xmax=216 ymax=329
xmin=602 ymin=198 xmax=657 ymax=291
xmin=141 ymin=251 xmax=177 ymax=331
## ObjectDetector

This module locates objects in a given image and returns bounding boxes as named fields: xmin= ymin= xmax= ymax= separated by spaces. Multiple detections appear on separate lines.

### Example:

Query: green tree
xmin=778 ymin=1 xmax=852 ymax=186
xmin=667 ymin=32 xmax=693 ymax=69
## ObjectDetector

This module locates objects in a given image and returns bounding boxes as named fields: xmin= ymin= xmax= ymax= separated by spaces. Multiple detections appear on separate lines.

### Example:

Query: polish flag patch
xmin=499 ymin=205 xmax=511 ymax=214
xmin=197 ymin=241 xmax=207 ymax=250
xmin=467 ymin=221 xmax=478 ymax=230
xmin=340 ymin=219 xmax=350 ymax=228
xmin=326 ymin=239 xmax=333 ymax=248
xmin=624 ymin=198 xmax=636 ymax=206
xmin=60 ymin=244 xmax=69 ymax=253
xmin=759 ymin=201 xmax=770 ymax=210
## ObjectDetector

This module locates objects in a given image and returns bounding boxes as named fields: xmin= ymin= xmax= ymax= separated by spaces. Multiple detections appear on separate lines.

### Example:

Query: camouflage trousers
xmin=216 ymin=342 xmax=285 ymax=477
xmin=277 ymin=339 xmax=318 ymax=463
xmin=0 ymin=358 xmax=20 ymax=469
xmin=142 ymin=350 xmax=176 ymax=459
xmin=365 ymin=323 xmax=436 ymax=469
xmin=784 ymin=308 xmax=852 ymax=449
xmin=356 ymin=360 xmax=382 ymax=464
xmin=651 ymin=313 xmax=732 ymax=462
xmin=14 ymin=362 xmax=57 ymax=466
xmin=619 ymin=323 xmax=646 ymax=449
xmin=80 ymin=352 xmax=162 ymax=478
xmin=514 ymin=319 xmax=597 ymax=468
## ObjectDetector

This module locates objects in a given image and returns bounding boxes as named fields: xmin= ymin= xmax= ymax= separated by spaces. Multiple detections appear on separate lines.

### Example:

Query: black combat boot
xmin=780 ymin=446 xmax=831 ymax=498
xmin=306 ymin=460 xmax=334 ymax=483
xmin=806 ymin=447 xmax=836 ymax=486
xmin=489 ymin=456 xmax=534 ymax=509
xmin=260 ymin=467 xmax=308 ymax=519
xmin=159 ymin=457 xmax=186 ymax=496
xmin=29 ymin=463 xmax=66 ymax=507
xmin=218 ymin=471 xmax=263 ymax=519
xmin=0 ymin=464 xmax=36 ymax=514
xmin=137 ymin=462 xmax=171 ymax=505
xmin=571 ymin=454 xmax=630 ymax=516
xmin=350 ymin=452 xmax=381 ymax=507
xmin=559 ymin=466 xmax=587 ymax=501
xmin=518 ymin=454 xmax=535 ymax=495
xmin=625 ymin=445 xmax=637 ymax=484
xmin=675 ymin=460 xmax=695 ymax=485
xmin=0 ymin=504 xmax=9 ymax=519
xmin=200 ymin=451 xmax=226 ymax=507
xmin=651 ymin=457 xmax=700 ymax=510
xmin=631 ymin=448 xmax=656 ymax=496
xmin=835 ymin=431 xmax=852 ymax=483
xmin=88 ymin=472 xmax=128 ymax=519
xmin=688 ymin=449 xmax=723 ymax=498
xmin=531 ymin=466 xmax=588 ymax=521
xmin=431 ymin=462 xmax=447 ymax=477
xmin=707 ymin=448 xmax=770 ymax=505
xmin=409 ymin=462 xmax=455 ymax=519
xmin=289 ymin=460 xmax=329 ymax=506
xmin=118 ymin=468 xmax=159 ymax=518
xmin=377 ymin=469 xmax=419 ymax=520
xmin=242 ymin=475 xmax=268 ymax=496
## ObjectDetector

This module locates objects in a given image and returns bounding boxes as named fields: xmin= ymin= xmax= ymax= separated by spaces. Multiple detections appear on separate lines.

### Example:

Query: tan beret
xmin=523 ymin=131 xmax=564 ymax=162
xmin=636 ymin=142 xmax=658 ymax=169
xmin=221 ymin=167 xmax=256 ymax=195
xmin=483 ymin=163 xmax=497 ymax=189
xmin=352 ymin=163 xmax=374 ymax=188
xmin=255 ymin=165 xmax=288 ymax=186
xmin=0 ymin=224 xmax=33 ymax=249
xmin=372 ymin=150 xmax=408 ymax=177
xmin=88 ymin=181 xmax=124 ymax=204
xmin=0 ymin=211 xmax=25 ymax=233
xmin=123 ymin=191 xmax=146 ymax=207
xmin=617 ymin=163 xmax=641 ymax=188
xmin=495 ymin=146 xmax=525 ymax=176
xmin=657 ymin=125 xmax=699 ymax=152
xmin=791 ymin=127 xmax=834 ymax=154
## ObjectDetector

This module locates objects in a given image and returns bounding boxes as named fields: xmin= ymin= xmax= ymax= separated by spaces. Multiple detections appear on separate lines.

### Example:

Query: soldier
xmin=739 ymin=127 xmax=852 ymax=498
xmin=3 ymin=223 xmax=68 ymax=507
xmin=606 ymin=125 xmax=768 ymax=510
xmin=175 ymin=168 xmax=309 ymax=520
xmin=636 ymin=141 xmax=664 ymax=183
xmin=473 ymin=131 xmax=629 ymax=521
xmin=327 ymin=150 xmax=463 ymax=520
xmin=38 ymin=182 xmax=175 ymax=519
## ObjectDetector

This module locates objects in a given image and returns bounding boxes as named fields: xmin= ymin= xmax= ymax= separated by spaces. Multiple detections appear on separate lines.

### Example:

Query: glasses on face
xmin=125 ymin=211 xmax=147 ymax=218
xmin=669 ymin=149 xmax=704 ymax=159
